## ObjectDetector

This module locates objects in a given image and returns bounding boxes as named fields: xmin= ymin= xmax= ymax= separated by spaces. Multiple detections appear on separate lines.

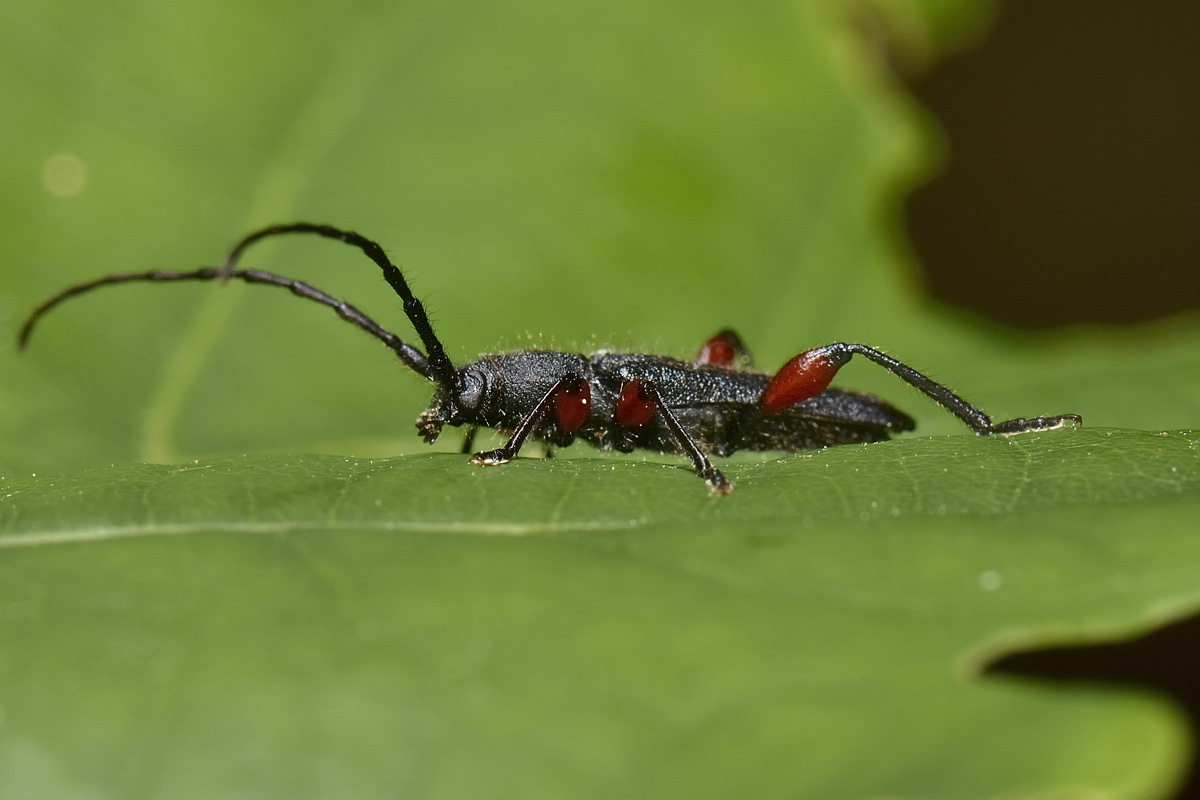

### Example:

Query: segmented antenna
xmin=17 ymin=267 xmax=434 ymax=379
xmin=219 ymin=223 xmax=458 ymax=391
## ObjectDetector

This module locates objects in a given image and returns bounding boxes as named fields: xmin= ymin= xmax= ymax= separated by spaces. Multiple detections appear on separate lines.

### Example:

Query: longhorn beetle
xmin=18 ymin=223 xmax=1081 ymax=493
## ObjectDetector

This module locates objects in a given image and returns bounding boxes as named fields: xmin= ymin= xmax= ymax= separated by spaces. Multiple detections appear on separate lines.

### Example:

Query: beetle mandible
xmin=18 ymin=223 xmax=1081 ymax=493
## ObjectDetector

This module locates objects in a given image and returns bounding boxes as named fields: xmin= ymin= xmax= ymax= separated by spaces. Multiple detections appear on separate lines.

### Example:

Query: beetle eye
xmin=455 ymin=368 xmax=487 ymax=414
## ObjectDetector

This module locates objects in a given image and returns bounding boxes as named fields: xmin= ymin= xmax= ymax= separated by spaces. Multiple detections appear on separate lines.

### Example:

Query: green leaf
xmin=2 ymin=0 xmax=1200 ymax=798
xmin=1 ymin=430 xmax=1197 ymax=798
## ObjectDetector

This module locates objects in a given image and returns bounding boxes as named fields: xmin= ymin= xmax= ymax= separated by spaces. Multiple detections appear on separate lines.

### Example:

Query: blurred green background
xmin=3 ymin=0 xmax=1198 ymax=474
xmin=0 ymin=0 xmax=940 ymax=474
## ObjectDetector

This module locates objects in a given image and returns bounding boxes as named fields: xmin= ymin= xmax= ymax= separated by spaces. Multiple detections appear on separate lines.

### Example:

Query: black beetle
xmin=19 ymin=223 xmax=1080 ymax=492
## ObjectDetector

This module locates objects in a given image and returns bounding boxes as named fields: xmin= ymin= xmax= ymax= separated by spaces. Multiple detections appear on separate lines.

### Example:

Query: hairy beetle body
xmin=426 ymin=351 xmax=915 ymax=460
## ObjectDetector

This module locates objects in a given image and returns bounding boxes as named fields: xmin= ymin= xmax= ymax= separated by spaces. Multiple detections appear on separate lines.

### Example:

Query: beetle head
xmin=416 ymin=364 xmax=489 ymax=443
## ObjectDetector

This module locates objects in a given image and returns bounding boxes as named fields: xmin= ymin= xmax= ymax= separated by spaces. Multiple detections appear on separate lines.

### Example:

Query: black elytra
xmin=18 ymin=223 xmax=1082 ymax=494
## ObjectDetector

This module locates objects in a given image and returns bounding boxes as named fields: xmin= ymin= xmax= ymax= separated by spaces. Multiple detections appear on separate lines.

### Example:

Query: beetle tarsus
xmin=987 ymin=414 xmax=1082 ymax=435
xmin=470 ymin=449 xmax=512 ymax=467
xmin=704 ymin=467 xmax=733 ymax=494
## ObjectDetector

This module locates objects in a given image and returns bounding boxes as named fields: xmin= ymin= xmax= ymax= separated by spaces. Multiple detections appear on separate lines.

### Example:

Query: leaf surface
xmin=2 ymin=429 xmax=1198 ymax=798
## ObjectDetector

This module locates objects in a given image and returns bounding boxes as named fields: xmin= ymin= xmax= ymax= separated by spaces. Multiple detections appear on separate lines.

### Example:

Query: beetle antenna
xmin=17 ymin=267 xmax=434 ymax=379
xmin=219 ymin=223 xmax=458 ymax=391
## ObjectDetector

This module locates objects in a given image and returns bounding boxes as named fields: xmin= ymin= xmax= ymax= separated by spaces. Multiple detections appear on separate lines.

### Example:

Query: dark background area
xmin=905 ymin=1 xmax=1200 ymax=329
xmin=903 ymin=2 xmax=1200 ymax=797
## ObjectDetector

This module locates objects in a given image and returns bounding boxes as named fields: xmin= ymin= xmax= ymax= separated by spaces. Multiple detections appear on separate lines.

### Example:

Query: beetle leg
xmin=615 ymin=380 xmax=732 ymax=494
xmin=695 ymin=329 xmax=753 ymax=369
xmin=762 ymin=343 xmax=1081 ymax=435
xmin=17 ymin=267 xmax=434 ymax=379
xmin=470 ymin=375 xmax=583 ymax=466
xmin=459 ymin=425 xmax=478 ymax=454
